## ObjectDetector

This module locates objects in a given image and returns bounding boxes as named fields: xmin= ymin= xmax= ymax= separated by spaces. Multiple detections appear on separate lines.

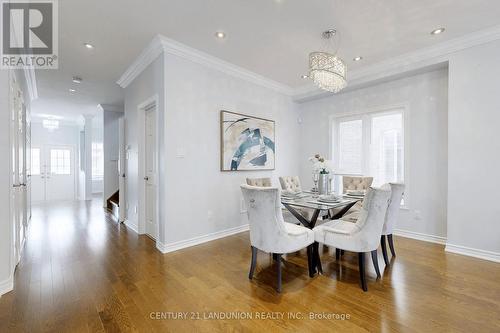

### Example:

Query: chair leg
xmin=306 ymin=245 xmax=315 ymax=277
xmin=380 ymin=235 xmax=390 ymax=266
xmin=358 ymin=252 xmax=368 ymax=292
xmin=335 ymin=248 xmax=341 ymax=260
xmin=276 ymin=253 xmax=282 ymax=293
xmin=388 ymin=234 xmax=396 ymax=257
xmin=341 ymin=250 xmax=345 ymax=256
xmin=249 ymin=246 xmax=257 ymax=279
xmin=371 ymin=250 xmax=381 ymax=278
xmin=313 ymin=242 xmax=322 ymax=274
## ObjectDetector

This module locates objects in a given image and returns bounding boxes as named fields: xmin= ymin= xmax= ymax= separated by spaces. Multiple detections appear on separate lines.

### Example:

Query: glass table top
xmin=281 ymin=191 xmax=362 ymax=210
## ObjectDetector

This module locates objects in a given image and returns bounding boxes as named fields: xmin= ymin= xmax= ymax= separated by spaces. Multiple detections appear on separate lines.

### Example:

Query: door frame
xmin=137 ymin=95 xmax=160 ymax=242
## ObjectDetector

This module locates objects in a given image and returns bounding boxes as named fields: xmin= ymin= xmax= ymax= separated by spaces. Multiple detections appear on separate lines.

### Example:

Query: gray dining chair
xmin=313 ymin=185 xmax=391 ymax=291
xmin=241 ymin=184 xmax=314 ymax=292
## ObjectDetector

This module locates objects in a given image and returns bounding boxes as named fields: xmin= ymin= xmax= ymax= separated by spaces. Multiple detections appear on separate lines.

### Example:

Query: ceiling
xmin=33 ymin=0 xmax=500 ymax=120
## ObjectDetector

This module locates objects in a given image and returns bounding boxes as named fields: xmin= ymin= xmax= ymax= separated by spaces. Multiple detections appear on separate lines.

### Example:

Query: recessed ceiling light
xmin=83 ymin=42 xmax=94 ymax=49
xmin=69 ymin=88 xmax=76 ymax=93
xmin=430 ymin=28 xmax=445 ymax=35
xmin=72 ymin=76 xmax=82 ymax=84
xmin=215 ymin=31 xmax=226 ymax=39
xmin=353 ymin=56 xmax=363 ymax=62
xmin=301 ymin=74 xmax=309 ymax=79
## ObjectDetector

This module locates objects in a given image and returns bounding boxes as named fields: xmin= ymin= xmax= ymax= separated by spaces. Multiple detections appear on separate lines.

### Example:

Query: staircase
xmin=106 ymin=190 xmax=120 ymax=220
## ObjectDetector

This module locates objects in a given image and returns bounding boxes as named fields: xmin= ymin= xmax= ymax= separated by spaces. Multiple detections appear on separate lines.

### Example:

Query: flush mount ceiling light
xmin=215 ymin=31 xmax=226 ymax=39
xmin=430 ymin=27 xmax=445 ymax=35
xmin=42 ymin=119 xmax=59 ymax=131
xmin=353 ymin=56 xmax=363 ymax=62
xmin=83 ymin=42 xmax=94 ymax=49
xmin=72 ymin=76 xmax=82 ymax=84
xmin=308 ymin=29 xmax=347 ymax=93
xmin=69 ymin=88 xmax=76 ymax=93
xmin=301 ymin=74 xmax=309 ymax=79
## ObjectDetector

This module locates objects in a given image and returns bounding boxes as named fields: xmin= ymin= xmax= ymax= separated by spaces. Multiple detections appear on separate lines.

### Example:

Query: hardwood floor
xmin=1 ymin=199 xmax=500 ymax=332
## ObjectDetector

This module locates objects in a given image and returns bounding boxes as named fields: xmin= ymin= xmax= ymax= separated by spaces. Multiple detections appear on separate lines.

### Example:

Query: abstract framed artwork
xmin=220 ymin=110 xmax=275 ymax=171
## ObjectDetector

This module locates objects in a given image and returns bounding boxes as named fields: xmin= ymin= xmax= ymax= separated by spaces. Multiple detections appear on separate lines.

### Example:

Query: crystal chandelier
xmin=308 ymin=29 xmax=347 ymax=93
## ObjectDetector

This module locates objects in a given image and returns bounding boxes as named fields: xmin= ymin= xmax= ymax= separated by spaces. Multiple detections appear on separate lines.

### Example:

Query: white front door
xmin=31 ymin=146 xmax=45 ymax=202
xmin=31 ymin=145 xmax=75 ymax=202
xmin=144 ymin=108 xmax=157 ymax=239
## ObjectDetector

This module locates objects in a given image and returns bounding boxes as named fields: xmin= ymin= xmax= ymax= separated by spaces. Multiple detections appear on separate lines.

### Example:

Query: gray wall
xmin=447 ymin=40 xmax=500 ymax=254
xmin=298 ymin=69 xmax=449 ymax=238
xmin=123 ymin=55 xmax=165 ymax=242
xmin=162 ymin=52 xmax=301 ymax=246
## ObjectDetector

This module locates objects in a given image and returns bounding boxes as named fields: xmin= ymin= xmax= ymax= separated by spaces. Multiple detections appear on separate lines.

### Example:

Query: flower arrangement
xmin=309 ymin=153 xmax=333 ymax=174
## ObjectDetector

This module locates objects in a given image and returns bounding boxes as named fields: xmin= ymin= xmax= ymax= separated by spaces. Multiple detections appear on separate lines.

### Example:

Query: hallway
xmin=0 ymin=199 xmax=158 ymax=332
xmin=1 ymin=199 xmax=500 ymax=332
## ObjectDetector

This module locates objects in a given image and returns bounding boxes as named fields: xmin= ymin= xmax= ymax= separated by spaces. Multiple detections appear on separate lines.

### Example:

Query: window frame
xmin=49 ymin=148 xmax=72 ymax=175
xmin=330 ymin=104 xmax=410 ymax=209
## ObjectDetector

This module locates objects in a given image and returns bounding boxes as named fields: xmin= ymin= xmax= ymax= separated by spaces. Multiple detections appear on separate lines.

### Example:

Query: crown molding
xmin=116 ymin=35 xmax=164 ymax=88
xmin=157 ymin=35 xmax=293 ymax=95
xmin=118 ymin=25 xmax=500 ymax=101
xmin=117 ymin=34 xmax=293 ymax=95
xmin=293 ymin=24 xmax=500 ymax=102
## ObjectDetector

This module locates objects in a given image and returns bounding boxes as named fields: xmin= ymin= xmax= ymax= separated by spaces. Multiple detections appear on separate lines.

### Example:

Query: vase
xmin=318 ymin=173 xmax=330 ymax=195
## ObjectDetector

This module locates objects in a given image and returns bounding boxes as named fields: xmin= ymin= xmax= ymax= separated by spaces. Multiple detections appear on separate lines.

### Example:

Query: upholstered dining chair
xmin=279 ymin=176 xmax=320 ymax=221
xmin=313 ymin=186 xmax=391 ymax=291
xmin=380 ymin=183 xmax=405 ymax=266
xmin=330 ymin=176 xmax=374 ymax=219
xmin=247 ymin=177 xmax=299 ymax=225
xmin=343 ymin=176 xmax=374 ymax=193
xmin=240 ymin=184 xmax=314 ymax=293
xmin=246 ymin=177 xmax=272 ymax=187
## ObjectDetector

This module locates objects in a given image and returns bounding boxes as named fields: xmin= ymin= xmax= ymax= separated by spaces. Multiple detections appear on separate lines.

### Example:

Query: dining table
xmin=281 ymin=191 xmax=363 ymax=276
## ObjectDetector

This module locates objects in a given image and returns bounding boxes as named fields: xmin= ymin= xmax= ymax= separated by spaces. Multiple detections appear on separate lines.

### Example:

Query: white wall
xmin=103 ymin=109 xmax=123 ymax=203
xmin=123 ymin=55 xmax=165 ymax=233
xmin=447 ymin=40 xmax=500 ymax=255
xmin=31 ymin=121 xmax=80 ymax=146
xmin=298 ymin=69 xmax=449 ymax=238
xmin=0 ymin=70 xmax=12 ymax=295
xmin=162 ymin=53 xmax=301 ymax=246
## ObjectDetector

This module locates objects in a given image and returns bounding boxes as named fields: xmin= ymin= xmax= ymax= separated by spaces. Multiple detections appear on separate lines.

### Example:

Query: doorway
xmin=144 ymin=107 xmax=158 ymax=239
xmin=137 ymin=96 xmax=159 ymax=242
xmin=31 ymin=145 xmax=76 ymax=202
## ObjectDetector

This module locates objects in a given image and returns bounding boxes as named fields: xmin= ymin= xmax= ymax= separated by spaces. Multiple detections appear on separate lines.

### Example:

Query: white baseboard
xmin=0 ymin=276 xmax=13 ymax=297
xmin=445 ymin=243 xmax=500 ymax=263
xmin=124 ymin=219 xmax=139 ymax=234
xmin=159 ymin=224 xmax=250 ymax=254
xmin=393 ymin=228 xmax=447 ymax=245
xmin=156 ymin=241 xmax=167 ymax=253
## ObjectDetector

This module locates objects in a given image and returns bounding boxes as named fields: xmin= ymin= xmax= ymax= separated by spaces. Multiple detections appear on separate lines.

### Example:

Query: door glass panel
xmin=31 ymin=148 xmax=41 ymax=175
xmin=50 ymin=149 xmax=71 ymax=175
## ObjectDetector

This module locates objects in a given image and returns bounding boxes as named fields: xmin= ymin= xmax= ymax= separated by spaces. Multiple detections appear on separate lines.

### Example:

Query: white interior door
xmin=144 ymin=108 xmax=157 ymax=239
xmin=10 ymin=74 xmax=26 ymax=266
xmin=31 ymin=146 xmax=45 ymax=202
xmin=46 ymin=146 xmax=75 ymax=201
